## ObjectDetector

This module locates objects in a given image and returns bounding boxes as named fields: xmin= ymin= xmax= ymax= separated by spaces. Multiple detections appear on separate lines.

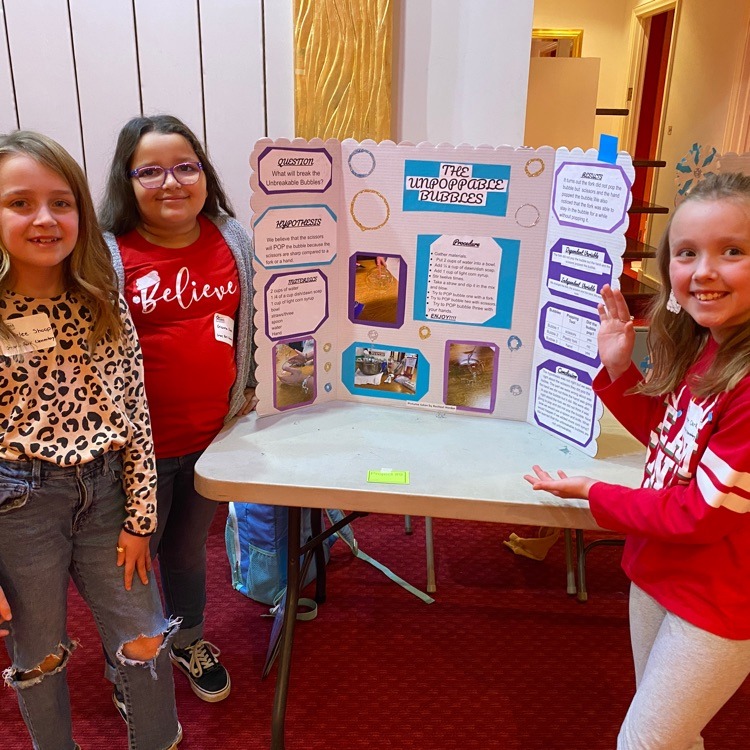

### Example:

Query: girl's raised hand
xmin=0 ymin=584 xmax=12 ymax=637
xmin=116 ymin=531 xmax=152 ymax=591
xmin=524 ymin=465 xmax=596 ymax=500
xmin=597 ymin=284 xmax=635 ymax=381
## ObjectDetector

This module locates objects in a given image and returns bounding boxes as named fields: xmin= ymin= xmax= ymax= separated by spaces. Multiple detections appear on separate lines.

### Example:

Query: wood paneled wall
xmin=0 ymin=0 xmax=275 ymax=228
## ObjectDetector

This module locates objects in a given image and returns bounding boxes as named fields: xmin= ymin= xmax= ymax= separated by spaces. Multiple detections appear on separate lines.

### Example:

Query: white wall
xmin=264 ymin=0 xmax=296 ymax=140
xmin=2 ymin=0 xmax=538 ymax=212
xmin=394 ymin=0 xmax=534 ymax=146
xmin=532 ymin=0 xmax=634 ymax=144
xmin=8 ymin=0 xmax=744 ymax=240
xmin=525 ymin=57 xmax=600 ymax=149
xmin=0 ymin=0 xmax=292 ymax=230
xmin=532 ymin=0 xmax=750 ymax=248
xmin=649 ymin=0 xmax=750 ymax=243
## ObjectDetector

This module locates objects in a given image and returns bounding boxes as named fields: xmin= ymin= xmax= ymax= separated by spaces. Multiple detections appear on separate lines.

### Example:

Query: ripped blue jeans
xmin=0 ymin=452 xmax=180 ymax=750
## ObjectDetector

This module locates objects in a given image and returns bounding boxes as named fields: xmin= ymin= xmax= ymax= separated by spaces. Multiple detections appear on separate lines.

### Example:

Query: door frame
xmin=623 ymin=0 xmax=681 ymax=156
xmin=724 ymin=15 xmax=750 ymax=153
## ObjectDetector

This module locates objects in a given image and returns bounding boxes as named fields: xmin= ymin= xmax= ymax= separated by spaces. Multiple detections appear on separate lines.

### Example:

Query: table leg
xmin=425 ymin=517 xmax=436 ymax=593
xmin=271 ymin=505 xmax=302 ymax=750
xmin=310 ymin=508 xmax=327 ymax=604
xmin=575 ymin=529 xmax=588 ymax=603
xmin=563 ymin=529 xmax=577 ymax=596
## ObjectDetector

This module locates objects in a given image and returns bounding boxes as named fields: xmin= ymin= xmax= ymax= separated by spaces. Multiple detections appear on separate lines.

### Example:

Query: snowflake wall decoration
xmin=674 ymin=143 xmax=720 ymax=205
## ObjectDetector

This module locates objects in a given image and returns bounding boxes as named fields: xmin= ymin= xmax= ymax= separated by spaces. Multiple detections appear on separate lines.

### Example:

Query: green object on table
xmin=367 ymin=469 xmax=410 ymax=484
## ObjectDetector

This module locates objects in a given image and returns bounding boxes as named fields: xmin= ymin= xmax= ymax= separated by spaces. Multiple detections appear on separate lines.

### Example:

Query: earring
xmin=667 ymin=289 xmax=681 ymax=314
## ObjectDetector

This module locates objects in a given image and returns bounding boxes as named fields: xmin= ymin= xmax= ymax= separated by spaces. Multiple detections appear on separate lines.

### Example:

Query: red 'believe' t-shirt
xmin=118 ymin=215 xmax=239 ymax=458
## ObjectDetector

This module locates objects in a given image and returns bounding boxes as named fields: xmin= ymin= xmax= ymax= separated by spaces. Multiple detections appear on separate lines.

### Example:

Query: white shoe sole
xmin=167 ymin=723 xmax=183 ymax=748
xmin=170 ymin=655 xmax=231 ymax=703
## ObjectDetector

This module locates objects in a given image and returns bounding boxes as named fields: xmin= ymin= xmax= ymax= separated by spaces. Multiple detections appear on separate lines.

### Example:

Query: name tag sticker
xmin=214 ymin=313 xmax=234 ymax=345
xmin=683 ymin=400 xmax=704 ymax=443
xmin=1 ymin=313 xmax=56 ymax=355
xmin=367 ymin=469 xmax=410 ymax=485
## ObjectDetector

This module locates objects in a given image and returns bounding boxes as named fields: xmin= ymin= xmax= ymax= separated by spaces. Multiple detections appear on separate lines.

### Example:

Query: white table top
xmin=195 ymin=402 xmax=645 ymax=531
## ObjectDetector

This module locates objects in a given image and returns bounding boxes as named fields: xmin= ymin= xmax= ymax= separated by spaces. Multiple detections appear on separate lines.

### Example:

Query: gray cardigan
xmin=104 ymin=213 xmax=256 ymax=423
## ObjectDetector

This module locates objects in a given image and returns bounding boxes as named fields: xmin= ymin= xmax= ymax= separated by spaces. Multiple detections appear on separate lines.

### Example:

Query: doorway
xmin=626 ymin=5 xmax=676 ymax=243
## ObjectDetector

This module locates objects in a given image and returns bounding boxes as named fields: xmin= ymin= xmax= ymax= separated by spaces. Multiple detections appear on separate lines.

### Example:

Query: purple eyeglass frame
xmin=129 ymin=161 xmax=203 ymax=188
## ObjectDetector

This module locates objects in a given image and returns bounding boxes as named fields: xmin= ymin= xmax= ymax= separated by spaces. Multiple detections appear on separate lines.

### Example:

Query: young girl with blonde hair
xmin=0 ymin=130 xmax=180 ymax=750
xmin=527 ymin=171 xmax=750 ymax=749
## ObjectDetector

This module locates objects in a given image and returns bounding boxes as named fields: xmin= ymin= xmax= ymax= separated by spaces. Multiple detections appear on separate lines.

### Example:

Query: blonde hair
xmin=0 ymin=130 xmax=121 ymax=347
xmin=640 ymin=171 xmax=750 ymax=398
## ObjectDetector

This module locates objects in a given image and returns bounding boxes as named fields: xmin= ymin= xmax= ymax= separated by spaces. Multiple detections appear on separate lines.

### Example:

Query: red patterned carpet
xmin=3 ymin=507 xmax=749 ymax=749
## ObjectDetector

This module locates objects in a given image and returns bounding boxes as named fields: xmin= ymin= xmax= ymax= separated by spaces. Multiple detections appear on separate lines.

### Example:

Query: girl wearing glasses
xmin=100 ymin=115 xmax=256 ymax=713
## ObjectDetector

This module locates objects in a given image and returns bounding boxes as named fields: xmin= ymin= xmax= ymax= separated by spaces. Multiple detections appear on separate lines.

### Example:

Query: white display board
xmin=250 ymin=139 xmax=634 ymax=456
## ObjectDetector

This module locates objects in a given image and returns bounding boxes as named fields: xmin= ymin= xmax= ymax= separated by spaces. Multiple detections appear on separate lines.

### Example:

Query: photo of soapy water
xmin=444 ymin=342 xmax=497 ymax=412
xmin=351 ymin=254 xmax=403 ymax=324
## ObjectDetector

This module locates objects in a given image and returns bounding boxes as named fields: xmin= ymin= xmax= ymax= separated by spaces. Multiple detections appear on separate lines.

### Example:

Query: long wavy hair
xmin=99 ymin=114 xmax=235 ymax=236
xmin=0 ymin=130 xmax=121 ymax=347
xmin=640 ymin=171 xmax=750 ymax=398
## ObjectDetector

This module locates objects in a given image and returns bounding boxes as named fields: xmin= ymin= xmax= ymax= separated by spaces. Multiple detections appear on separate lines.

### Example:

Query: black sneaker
xmin=112 ymin=683 xmax=127 ymax=723
xmin=170 ymin=639 xmax=231 ymax=702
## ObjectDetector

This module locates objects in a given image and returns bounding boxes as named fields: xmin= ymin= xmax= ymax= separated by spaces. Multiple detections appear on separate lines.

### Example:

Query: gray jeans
xmin=151 ymin=450 xmax=218 ymax=648
xmin=618 ymin=583 xmax=750 ymax=749
xmin=105 ymin=450 xmax=218 ymax=685
xmin=0 ymin=452 xmax=180 ymax=750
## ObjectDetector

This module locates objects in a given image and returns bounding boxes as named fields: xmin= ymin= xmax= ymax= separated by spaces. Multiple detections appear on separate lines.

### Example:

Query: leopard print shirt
xmin=0 ymin=291 xmax=157 ymax=536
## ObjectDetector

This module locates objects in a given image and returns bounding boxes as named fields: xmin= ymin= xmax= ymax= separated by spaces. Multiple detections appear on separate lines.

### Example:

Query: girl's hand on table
xmin=524 ymin=465 xmax=596 ymax=500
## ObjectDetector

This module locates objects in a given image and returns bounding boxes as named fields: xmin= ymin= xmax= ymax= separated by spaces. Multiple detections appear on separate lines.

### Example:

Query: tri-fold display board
xmin=250 ymin=139 xmax=635 ymax=456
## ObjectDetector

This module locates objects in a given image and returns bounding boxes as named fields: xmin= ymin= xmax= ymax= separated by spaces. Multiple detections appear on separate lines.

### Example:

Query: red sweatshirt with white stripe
xmin=589 ymin=337 xmax=750 ymax=639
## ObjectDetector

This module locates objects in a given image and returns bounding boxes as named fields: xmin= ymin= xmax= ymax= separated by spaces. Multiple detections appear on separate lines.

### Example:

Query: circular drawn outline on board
xmin=348 ymin=148 xmax=376 ymax=178
xmin=350 ymin=189 xmax=390 ymax=232
xmin=323 ymin=342 xmax=332 ymax=352
xmin=324 ymin=361 xmax=332 ymax=373
xmin=510 ymin=384 xmax=523 ymax=397
xmin=524 ymin=158 xmax=545 ymax=178
xmin=418 ymin=325 xmax=431 ymax=340
xmin=367 ymin=329 xmax=379 ymax=342
xmin=515 ymin=203 xmax=540 ymax=228
xmin=324 ymin=383 xmax=333 ymax=393
xmin=507 ymin=335 xmax=522 ymax=352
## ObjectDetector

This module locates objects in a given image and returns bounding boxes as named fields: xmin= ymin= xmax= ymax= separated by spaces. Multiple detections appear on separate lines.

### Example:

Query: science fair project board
xmin=250 ymin=139 xmax=634 ymax=457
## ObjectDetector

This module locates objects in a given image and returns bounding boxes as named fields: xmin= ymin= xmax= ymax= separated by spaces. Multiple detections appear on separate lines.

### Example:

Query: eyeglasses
xmin=129 ymin=161 xmax=203 ymax=189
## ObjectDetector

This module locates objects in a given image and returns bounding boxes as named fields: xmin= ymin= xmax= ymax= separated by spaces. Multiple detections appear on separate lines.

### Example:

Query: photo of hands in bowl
xmin=275 ymin=338 xmax=315 ymax=408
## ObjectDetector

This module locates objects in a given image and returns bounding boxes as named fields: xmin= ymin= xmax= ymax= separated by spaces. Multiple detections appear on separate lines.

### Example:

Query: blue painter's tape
xmin=598 ymin=133 xmax=618 ymax=164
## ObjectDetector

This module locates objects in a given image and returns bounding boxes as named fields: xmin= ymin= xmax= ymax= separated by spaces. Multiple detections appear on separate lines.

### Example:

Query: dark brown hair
xmin=99 ymin=114 xmax=234 ymax=236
